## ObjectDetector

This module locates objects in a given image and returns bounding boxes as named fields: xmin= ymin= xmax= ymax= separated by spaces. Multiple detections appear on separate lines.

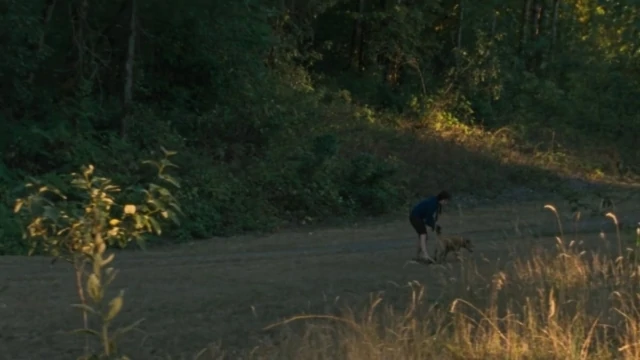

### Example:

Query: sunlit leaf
xmin=87 ymin=274 xmax=101 ymax=301
xmin=160 ymin=146 xmax=178 ymax=157
xmin=13 ymin=199 xmax=24 ymax=213
xmin=105 ymin=293 xmax=124 ymax=322
xmin=83 ymin=164 xmax=95 ymax=178
xmin=160 ymin=158 xmax=179 ymax=169
xmin=107 ymin=227 xmax=120 ymax=237
xmin=124 ymin=204 xmax=136 ymax=215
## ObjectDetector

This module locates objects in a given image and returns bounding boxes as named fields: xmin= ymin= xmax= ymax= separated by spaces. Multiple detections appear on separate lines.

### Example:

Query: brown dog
xmin=434 ymin=235 xmax=473 ymax=263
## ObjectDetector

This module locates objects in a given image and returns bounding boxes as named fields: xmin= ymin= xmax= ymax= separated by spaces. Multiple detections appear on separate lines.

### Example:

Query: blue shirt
xmin=410 ymin=196 xmax=440 ymax=229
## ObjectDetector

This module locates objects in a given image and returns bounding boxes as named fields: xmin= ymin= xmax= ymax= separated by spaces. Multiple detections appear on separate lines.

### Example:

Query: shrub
xmin=13 ymin=148 xmax=181 ymax=359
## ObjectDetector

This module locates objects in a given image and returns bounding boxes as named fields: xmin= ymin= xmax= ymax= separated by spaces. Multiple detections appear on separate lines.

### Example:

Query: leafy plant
xmin=340 ymin=153 xmax=401 ymax=215
xmin=13 ymin=148 xmax=182 ymax=359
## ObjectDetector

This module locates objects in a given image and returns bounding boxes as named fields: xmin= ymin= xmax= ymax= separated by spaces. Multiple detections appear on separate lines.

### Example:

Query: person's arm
xmin=427 ymin=199 xmax=441 ymax=229
xmin=434 ymin=203 xmax=442 ymax=223
xmin=424 ymin=215 xmax=436 ymax=231
xmin=423 ymin=199 xmax=438 ymax=230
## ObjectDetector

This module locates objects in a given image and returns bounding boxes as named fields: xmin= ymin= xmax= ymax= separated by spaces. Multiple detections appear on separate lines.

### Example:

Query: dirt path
xmin=0 ymin=196 xmax=638 ymax=360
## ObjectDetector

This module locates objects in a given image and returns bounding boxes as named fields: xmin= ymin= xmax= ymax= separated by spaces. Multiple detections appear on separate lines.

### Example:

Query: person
xmin=409 ymin=190 xmax=452 ymax=262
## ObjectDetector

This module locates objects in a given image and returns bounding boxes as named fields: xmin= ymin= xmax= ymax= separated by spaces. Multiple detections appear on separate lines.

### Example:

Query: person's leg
xmin=419 ymin=233 xmax=428 ymax=257
xmin=410 ymin=215 xmax=432 ymax=261
xmin=418 ymin=233 xmax=434 ymax=262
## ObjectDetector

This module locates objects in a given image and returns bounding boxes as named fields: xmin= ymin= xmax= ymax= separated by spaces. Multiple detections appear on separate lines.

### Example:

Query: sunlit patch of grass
xmin=317 ymin=97 xmax=638 ymax=204
xmin=393 ymin=105 xmax=636 ymax=183
xmin=238 ymin=207 xmax=640 ymax=360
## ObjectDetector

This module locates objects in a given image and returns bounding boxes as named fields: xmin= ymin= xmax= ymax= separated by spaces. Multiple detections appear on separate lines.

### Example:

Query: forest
xmin=1 ymin=0 xmax=639 ymax=253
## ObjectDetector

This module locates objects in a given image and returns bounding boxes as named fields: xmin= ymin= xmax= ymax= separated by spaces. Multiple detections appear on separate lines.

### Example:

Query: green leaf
xmin=111 ymin=318 xmax=145 ymax=340
xmin=159 ymin=158 xmax=179 ymax=170
xmin=159 ymin=174 xmax=181 ymax=188
xmin=160 ymin=146 xmax=178 ymax=157
xmin=141 ymin=160 xmax=159 ymax=169
xmin=42 ymin=206 xmax=59 ymax=221
xmin=147 ymin=217 xmax=162 ymax=235
xmin=70 ymin=303 xmax=99 ymax=315
xmin=168 ymin=210 xmax=181 ymax=226
xmin=68 ymin=328 xmax=102 ymax=337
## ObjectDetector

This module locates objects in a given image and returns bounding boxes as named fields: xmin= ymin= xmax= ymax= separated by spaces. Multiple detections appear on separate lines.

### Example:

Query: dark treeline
xmin=1 ymin=0 xmax=638 ymax=253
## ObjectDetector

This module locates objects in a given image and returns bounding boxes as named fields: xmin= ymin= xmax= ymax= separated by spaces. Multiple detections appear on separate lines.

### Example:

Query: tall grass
xmin=249 ymin=208 xmax=640 ymax=360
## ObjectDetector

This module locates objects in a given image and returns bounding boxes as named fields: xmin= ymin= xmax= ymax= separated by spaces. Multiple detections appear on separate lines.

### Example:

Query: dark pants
xmin=409 ymin=215 xmax=427 ymax=235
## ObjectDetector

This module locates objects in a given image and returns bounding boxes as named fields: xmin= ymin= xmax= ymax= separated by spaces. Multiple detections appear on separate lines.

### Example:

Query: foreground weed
xmin=14 ymin=147 xmax=182 ymax=359
xmin=253 ymin=203 xmax=640 ymax=359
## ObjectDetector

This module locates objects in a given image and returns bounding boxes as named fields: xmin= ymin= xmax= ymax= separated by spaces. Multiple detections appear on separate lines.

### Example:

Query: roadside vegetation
xmin=1 ymin=0 xmax=638 ymax=253
xmin=2 ymin=0 xmax=639 ymax=358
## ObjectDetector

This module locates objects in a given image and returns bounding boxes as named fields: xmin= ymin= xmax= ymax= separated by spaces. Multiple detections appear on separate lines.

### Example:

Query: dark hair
xmin=437 ymin=190 xmax=452 ymax=202
xmin=435 ymin=190 xmax=451 ymax=218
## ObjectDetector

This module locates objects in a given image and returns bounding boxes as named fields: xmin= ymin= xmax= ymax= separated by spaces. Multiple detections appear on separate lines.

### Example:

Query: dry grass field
xmin=1 ymin=192 xmax=639 ymax=359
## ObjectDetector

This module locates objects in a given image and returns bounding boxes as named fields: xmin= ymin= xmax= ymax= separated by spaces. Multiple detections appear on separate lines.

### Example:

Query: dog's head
xmin=462 ymin=237 xmax=474 ymax=252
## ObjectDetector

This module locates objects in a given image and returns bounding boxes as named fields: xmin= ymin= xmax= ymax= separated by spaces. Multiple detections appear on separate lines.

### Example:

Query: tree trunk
xmin=122 ymin=0 xmax=137 ymax=139
xmin=358 ymin=22 xmax=367 ymax=69
xmin=28 ymin=0 xmax=57 ymax=84
xmin=550 ymin=0 xmax=560 ymax=61
xmin=519 ymin=0 xmax=533 ymax=56
xmin=349 ymin=0 xmax=366 ymax=71
xmin=527 ymin=0 xmax=543 ymax=71
xmin=385 ymin=50 xmax=401 ymax=87
xmin=74 ymin=0 xmax=89 ymax=78
xmin=455 ymin=0 xmax=464 ymax=69
xmin=491 ymin=9 xmax=497 ymax=39
xmin=530 ymin=0 xmax=542 ymax=42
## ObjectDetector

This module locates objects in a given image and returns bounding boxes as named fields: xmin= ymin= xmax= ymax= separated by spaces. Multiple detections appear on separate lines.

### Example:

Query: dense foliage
xmin=1 ymin=0 xmax=638 ymax=253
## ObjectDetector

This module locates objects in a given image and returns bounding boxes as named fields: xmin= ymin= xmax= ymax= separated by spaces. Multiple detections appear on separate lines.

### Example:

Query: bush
xmin=12 ymin=150 xmax=181 ymax=358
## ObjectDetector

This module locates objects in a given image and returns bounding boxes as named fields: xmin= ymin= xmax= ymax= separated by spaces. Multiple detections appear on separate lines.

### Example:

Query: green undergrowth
xmin=1 ymin=83 xmax=638 ymax=256
xmin=1 ymin=0 xmax=639 ymax=255
xmin=1 ymin=91 xmax=636 ymax=256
